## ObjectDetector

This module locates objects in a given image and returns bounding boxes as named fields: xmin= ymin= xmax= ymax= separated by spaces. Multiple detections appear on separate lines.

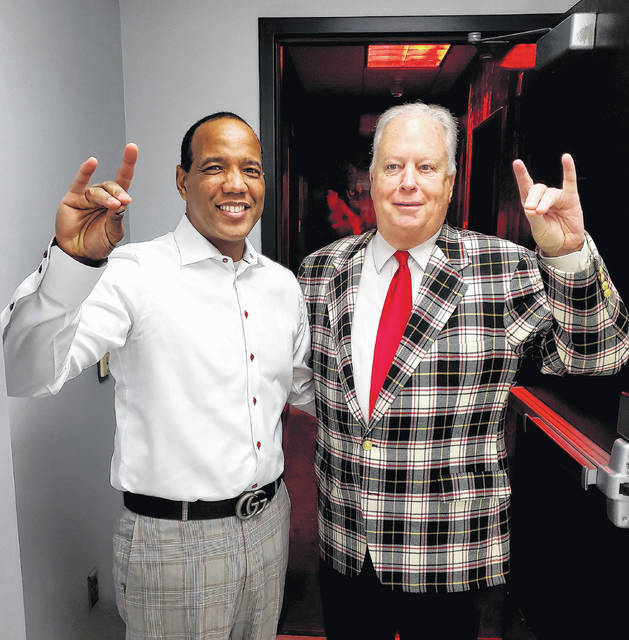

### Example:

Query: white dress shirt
xmin=352 ymin=231 xmax=439 ymax=422
xmin=351 ymin=229 xmax=590 ymax=423
xmin=2 ymin=215 xmax=314 ymax=501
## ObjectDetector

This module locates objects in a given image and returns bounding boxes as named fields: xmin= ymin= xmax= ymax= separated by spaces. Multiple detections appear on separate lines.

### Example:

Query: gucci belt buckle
xmin=235 ymin=488 xmax=268 ymax=520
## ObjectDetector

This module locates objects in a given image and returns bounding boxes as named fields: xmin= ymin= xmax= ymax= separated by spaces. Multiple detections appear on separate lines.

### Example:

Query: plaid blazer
xmin=298 ymin=223 xmax=629 ymax=593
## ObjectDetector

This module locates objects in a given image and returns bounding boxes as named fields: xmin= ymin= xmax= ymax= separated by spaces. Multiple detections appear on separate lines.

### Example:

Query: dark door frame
xmin=258 ymin=13 xmax=564 ymax=260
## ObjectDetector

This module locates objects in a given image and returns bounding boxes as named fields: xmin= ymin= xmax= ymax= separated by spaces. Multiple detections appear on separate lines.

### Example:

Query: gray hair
xmin=369 ymin=102 xmax=458 ymax=176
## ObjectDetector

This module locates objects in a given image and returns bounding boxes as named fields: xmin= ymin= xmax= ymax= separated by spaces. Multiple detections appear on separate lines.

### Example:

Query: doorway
xmin=258 ymin=14 xmax=565 ymax=270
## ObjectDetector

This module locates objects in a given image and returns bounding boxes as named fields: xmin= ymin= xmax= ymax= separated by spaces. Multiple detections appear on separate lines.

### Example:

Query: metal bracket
xmin=467 ymin=28 xmax=551 ymax=45
xmin=593 ymin=439 xmax=629 ymax=528
xmin=535 ymin=13 xmax=597 ymax=69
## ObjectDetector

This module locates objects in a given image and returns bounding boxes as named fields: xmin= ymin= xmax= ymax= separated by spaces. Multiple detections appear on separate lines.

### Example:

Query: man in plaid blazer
xmin=298 ymin=102 xmax=629 ymax=639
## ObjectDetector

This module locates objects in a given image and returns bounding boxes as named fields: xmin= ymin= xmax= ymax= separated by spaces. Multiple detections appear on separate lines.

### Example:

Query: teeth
xmin=219 ymin=204 xmax=247 ymax=213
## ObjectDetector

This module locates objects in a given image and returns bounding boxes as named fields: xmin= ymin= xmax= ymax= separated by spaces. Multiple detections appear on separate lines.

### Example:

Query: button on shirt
xmin=2 ymin=215 xmax=314 ymax=501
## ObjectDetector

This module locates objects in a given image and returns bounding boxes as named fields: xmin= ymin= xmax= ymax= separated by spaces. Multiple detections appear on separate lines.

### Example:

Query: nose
xmin=399 ymin=165 xmax=418 ymax=191
xmin=222 ymin=167 xmax=247 ymax=193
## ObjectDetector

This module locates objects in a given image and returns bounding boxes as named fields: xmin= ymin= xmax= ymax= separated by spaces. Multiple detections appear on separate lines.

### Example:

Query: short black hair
xmin=179 ymin=112 xmax=260 ymax=172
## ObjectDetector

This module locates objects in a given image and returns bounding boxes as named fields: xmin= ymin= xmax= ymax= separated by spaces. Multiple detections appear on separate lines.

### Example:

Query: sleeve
xmin=504 ymin=232 xmax=629 ymax=376
xmin=2 ymin=243 xmax=141 ymax=397
xmin=286 ymin=279 xmax=315 ymax=416
xmin=538 ymin=240 xmax=590 ymax=272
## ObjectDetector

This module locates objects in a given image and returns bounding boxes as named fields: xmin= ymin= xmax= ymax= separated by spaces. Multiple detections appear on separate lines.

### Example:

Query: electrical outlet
xmin=87 ymin=568 xmax=99 ymax=608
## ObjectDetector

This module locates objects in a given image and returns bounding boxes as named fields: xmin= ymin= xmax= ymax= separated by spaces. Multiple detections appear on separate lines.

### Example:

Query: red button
xmin=244 ymin=310 xmax=248 ymax=318
xmin=252 ymin=483 xmax=258 ymax=488
xmin=257 ymin=441 xmax=261 ymax=449
xmin=250 ymin=353 xmax=254 ymax=361
xmin=222 ymin=258 xmax=228 ymax=263
xmin=253 ymin=397 xmax=257 ymax=405
xmin=43 ymin=250 xmax=48 ymax=258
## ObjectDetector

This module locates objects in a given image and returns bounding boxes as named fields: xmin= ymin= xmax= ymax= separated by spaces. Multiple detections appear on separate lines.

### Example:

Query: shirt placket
xmin=234 ymin=263 xmax=263 ymax=490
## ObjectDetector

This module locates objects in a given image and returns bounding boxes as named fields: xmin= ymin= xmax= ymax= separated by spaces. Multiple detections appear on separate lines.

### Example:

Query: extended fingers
xmin=561 ymin=153 xmax=578 ymax=193
xmin=115 ymin=143 xmax=138 ymax=192
xmin=512 ymin=159 xmax=534 ymax=204
xmin=68 ymin=157 xmax=99 ymax=195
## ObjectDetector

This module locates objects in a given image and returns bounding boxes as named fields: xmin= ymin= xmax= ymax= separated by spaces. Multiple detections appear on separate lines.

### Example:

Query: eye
xmin=419 ymin=163 xmax=435 ymax=172
xmin=385 ymin=163 xmax=400 ymax=171
xmin=243 ymin=167 xmax=262 ymax=177
xmin=202 ymin=165 xmax=222 ymax=174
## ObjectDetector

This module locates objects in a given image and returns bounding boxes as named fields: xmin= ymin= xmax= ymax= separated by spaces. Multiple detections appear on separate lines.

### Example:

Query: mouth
xmin=216 ymin=202 xmax=251 ymax=221
xmin=217 ymin=202 xmax=251 ymax=215
xmin=394 ymin=202 xmax=424 ymax=208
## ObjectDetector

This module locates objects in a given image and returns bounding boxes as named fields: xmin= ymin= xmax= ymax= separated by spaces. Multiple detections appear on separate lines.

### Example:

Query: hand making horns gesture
xmin=512 ymin=153 xmax=585 ymax=257
xmin=55 ymin=143 xmax=138 ymax=264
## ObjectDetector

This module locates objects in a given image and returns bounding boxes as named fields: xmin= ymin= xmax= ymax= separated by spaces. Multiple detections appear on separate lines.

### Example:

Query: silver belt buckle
xmin=235 ymin=488 xmax=268 ymax=520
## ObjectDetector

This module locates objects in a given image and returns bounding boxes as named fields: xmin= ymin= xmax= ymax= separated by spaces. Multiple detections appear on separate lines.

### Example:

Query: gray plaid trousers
xmin=113 ymin=482 xmax=290 ymax=640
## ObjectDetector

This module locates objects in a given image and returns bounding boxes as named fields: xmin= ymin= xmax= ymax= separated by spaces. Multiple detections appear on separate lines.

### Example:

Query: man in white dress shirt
xmin=3 ymin=112 xmax=314 ymax=640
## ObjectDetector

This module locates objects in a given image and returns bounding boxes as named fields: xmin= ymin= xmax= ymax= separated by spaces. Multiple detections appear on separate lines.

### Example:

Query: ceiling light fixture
xmin=367 ymin=44 xmax=451 ymax=69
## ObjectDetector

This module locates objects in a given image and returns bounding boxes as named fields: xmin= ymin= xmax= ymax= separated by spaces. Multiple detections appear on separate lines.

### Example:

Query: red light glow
xmin=499 ymin=44 xmax=536 ymax=69
xmin=367 ymin=44 xmax=451 ymax=69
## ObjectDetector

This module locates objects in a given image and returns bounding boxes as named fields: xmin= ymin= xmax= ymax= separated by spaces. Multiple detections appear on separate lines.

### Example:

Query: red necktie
xmin=369 ymin=251 xmax=412 ymax=417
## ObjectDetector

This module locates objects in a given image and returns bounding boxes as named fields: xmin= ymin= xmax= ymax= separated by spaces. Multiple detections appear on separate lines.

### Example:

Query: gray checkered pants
xmin=113 ymin=482 xmax=290 ymax=640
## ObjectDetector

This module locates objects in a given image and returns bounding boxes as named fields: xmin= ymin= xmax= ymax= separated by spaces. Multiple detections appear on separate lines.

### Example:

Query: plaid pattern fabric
xmin=298 ymin=224 xmax=629 ymax=593
xmin=113 ymin=483 xmax=290 ymax=639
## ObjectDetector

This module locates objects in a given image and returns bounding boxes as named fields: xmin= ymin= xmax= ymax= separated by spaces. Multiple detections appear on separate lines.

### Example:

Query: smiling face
xmin=370 ymin=114 xmax=455 ymax=250
xmin=176 ymin=118 xmax=264 ymax=260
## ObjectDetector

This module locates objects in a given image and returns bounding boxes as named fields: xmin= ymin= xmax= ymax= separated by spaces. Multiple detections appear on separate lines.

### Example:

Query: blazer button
xmin=604 ymin=289 xmax=612 ymax=298
xmin=363 ymin=440 xmax=373 ymax=451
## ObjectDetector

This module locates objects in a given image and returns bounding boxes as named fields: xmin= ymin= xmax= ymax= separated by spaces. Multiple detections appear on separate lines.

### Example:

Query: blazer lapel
xmin=327 ymin=231 xmax=375 ymax=429
xmin=368 ymin=224 xmax=470 ymax=429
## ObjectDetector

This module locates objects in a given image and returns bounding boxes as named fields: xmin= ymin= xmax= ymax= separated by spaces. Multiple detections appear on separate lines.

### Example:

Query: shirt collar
xmin=370 ymin=227 xmax=441 ymax=273
xmin=174 ymin=214 xmax=260 ymax=267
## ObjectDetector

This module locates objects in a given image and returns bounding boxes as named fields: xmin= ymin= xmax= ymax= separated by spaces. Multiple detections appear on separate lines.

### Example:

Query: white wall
xmin=119 ymin=0 xmax=576 ymax=248
xmin=0 ymin=351 xmax=25 ymax=639
xmin=1 ymin=1 xmax=126 ymax=638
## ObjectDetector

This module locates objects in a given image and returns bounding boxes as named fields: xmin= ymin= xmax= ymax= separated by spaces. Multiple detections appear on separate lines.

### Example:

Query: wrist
xmin=539 ymin=238 xmax=585 ymax=258
xmin=53 ymin=238 xmax=107 ymax=267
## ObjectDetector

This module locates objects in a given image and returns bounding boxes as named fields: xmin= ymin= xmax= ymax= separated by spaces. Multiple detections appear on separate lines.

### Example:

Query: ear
xmin=176 ymin=165 xmax=188 ymax=201
xmin=447 ymin=172 xmax=456 ymax=202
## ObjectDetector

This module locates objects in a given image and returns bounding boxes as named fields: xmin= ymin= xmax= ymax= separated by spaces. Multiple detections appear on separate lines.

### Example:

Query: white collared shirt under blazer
xmin=298 ymin=223 xmax=629 ymax=593
xmin=2 ymin=215 xmax=314 ymax=501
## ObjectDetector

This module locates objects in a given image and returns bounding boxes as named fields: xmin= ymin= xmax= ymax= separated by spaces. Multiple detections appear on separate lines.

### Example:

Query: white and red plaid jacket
xmin=298 ymin=224 xmax=629 ymax=593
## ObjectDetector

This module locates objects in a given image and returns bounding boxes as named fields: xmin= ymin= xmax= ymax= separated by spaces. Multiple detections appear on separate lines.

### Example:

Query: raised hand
xmin=512 ymin=153 xmax=585 ymax=257
xmin=55 ymin=143 xmax=138 ymax=264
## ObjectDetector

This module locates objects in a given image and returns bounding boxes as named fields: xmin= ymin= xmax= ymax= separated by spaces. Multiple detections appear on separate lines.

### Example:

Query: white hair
xmin=369 ymin=102 xmax=458 ymax=176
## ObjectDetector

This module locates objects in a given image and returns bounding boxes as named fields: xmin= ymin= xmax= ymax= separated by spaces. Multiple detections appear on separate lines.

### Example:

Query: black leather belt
xmin=123 ymin=477 xmax=282 ymax=521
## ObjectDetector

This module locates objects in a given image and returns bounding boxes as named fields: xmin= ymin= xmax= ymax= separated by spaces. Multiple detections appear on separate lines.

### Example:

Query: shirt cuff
xmin=539 ymin=240 xmax=590 ymax=273
xmin=41 ymin=245 xmax=106 ymax=307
